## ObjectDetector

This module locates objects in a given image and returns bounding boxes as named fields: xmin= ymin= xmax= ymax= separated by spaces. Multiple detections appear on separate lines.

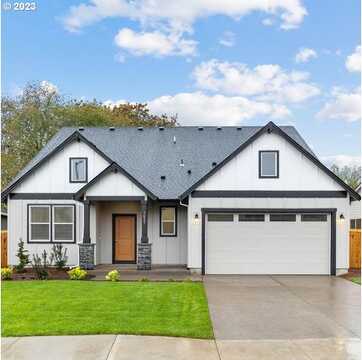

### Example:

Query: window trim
xmin=159 ymin=206 xmax=177 ymax=237
xmin=28 ymin=205 xmax=51 ymax=243
xmin=52 ymin=205 xmax=76 ymax=243
xmin=259 ymin=150 xmax=279 ymax=179
xmin=27 ymin=204 xmax=76 ymax=244
xmin=69 ymin=157 xmax=88 ymax=183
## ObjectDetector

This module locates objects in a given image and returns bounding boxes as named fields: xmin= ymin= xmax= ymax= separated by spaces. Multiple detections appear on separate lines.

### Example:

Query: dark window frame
xmin=28 ymin=204 xmax=51 ymax=243
xmin=351 ymin=218 xmax=361 ymax=229
xmin=52 ymin=205 xmax=76 ymax=243
xmin=259 ymin=150 xmax=279 ymax=179
xmin=208 ymin=213 xmax=234 ymax=222
xmin=301 ymin=214 xmax=328 ymax=222
xmin=269 ymin=213 xmax=296 ymax=222
xmin=238 ymin=213 xmax=265 ymax=222
xmin=27 ymin=204 xmax=76 ymax=244
xmin=69 ymin=157 xmax=88 ymax=183
xmin=159 ymin=206 xmax=177 ymax=237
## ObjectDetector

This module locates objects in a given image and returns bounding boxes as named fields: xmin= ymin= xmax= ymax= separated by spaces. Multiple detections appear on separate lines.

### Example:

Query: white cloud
xmin=147 ymin=92 xmax=290 ymax=125
xmin=262 ymin=18 xmax=274 ymax=26
xmin=321 ymin=155 xmax=361 ymax=168
xmin=317 ymin=87 xmax=361 ymax=122
xmin=63 ymin=0 xmax=307 ymax=33
xmin=114 ymin=28 xmax=197 ymax=57
xmin=295 ymin=47 xmax=317 ymax=63
xmin=345 ymin=45 xmax=361 ymax=73
xmin=192 ymin=59 xmax=320 ymax=103
xmin=219 ymin=31 xmax=235 ymax=47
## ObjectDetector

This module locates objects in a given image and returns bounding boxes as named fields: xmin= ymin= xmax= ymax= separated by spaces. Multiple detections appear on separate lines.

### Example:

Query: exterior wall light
xmin=193 ymin=213 xmax=200 ymax=225
xmin=339 ymin=214 xmax=345 ymax=222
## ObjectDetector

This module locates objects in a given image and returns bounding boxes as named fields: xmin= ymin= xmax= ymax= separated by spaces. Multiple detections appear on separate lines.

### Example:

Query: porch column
xmin=79 ymin=200 xmax=95 ymax=270
xmin=137 ymin=199 xmax=152 ymax=270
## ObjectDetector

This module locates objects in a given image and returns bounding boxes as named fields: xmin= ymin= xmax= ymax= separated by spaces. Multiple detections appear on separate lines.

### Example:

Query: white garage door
xmin=206 ymin=212 xmax=330 ymax=275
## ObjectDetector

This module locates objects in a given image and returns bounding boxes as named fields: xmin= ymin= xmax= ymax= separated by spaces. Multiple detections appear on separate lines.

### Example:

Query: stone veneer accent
xmin=137 ymin=243 xmax=152 ymax=270
xmin=78 ymin=243 xmax=95 ymax=270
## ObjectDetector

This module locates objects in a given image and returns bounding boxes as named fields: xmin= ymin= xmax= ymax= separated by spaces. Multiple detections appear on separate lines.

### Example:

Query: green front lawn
xmin=2 ymin=281 xmax=213 ymax=339
xmin=350 ymin=277 xmax=361 ymax=285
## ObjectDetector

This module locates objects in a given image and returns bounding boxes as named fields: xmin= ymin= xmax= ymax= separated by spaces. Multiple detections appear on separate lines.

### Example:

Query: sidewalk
xmin=2 ymin=335 xmax=360 ymax=360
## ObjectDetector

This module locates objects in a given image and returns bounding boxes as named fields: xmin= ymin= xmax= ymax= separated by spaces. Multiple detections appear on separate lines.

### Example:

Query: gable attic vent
xmin=187 ymin=169 xmax=192 ymax=174
xmin=109 ymin=127 xmax=115 ymax=131
xmin=159 ymin=127 xmax=165 ymax=131
xmin=160 ymin=175 xmax=166 ymax=180
xmin=180 ymin=159 xmax=184 ymax=167
xmin=198 ymin=127 xmax=204 ymax=131
xmin=78 ymin=127 xmax=84 ymax=131
xmin=212 ymin=162 xmax=217 ymax=167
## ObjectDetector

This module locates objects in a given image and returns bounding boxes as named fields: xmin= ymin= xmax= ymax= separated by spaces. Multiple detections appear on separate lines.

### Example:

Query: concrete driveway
xmin=204 ymin=275 xmax=361 ymax=359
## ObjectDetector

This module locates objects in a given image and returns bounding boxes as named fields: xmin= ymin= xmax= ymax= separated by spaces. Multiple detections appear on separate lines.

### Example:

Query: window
xmin=239 ymin=214 xmax=265 ymax=222
xmin=160 ymin=207 xmax=177 ymax=236
xmin=351 ymin=219 xmax=361 ymax=229
xmin=53 ymin=206 xmax=75 ymax=242
xmin=270 ymin=213 xmax=296 ymax=222
xmin=208 ymin=213 xmax=234 ymax=222
xmin=29 ymin=205 xmax=51 ymax=242
xmin=69 ymin=158 xmax=88 ymax=183
xmin=301 ymin=214 xmax=328 ymax=222
xmin=259 ymin=151 xmax=279 ymax=178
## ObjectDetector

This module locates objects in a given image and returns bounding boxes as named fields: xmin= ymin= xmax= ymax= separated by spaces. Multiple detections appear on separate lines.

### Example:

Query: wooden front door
xmin=349 ymin=230 xmax=361 ymax=269
xmin=113 ymin=215 xmax=136 ymax=263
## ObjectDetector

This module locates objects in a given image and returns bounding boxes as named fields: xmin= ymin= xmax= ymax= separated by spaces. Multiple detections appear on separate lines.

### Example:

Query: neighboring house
xmin=2 ymin=122 xmax=360 ymax=275
xmin=350 ymin=185 xmax=361 ymax=230
xmin=1 ymin=205 xmax=7 ymax=231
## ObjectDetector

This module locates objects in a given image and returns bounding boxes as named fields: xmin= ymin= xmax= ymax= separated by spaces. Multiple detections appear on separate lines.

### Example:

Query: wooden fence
xmin=349 ymin=230 xmax=361 ymax=270
xmin=1 ymin=231 xmax=8 ymax=268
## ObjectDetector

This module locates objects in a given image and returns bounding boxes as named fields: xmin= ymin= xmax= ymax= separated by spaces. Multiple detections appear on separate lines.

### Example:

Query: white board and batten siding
xmin=187 ymin=132 xmax=350 ymax=274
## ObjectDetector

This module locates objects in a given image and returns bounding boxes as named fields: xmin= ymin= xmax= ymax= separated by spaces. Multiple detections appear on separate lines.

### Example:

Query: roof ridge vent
xmin=160 ymin=175 xmax=166 ymax=180
xmin=187 ymin=169 xmax=192 ymax=174
xmin=212 ymin=162 xmax=217 ymax=167
xmin=78 ymin=127 xmax=84 ymax=131
xmin=109 ymin=127 xmax=115 ymax=131
xmin=237 ymin=127 xmax=242 ymax=131
xmin=138 ymin=127 xmax=143 ymax=131
xmin=217 ymin=127 xmax=222 ymax=130
xmin=173 ymin=136 xmax=176 ymax=144
xmin=180 ymin=159 xmax=184 ymax=167
xmin=198 ymin=127 xmax=204 ymax=131
xmin=159 ymin=127 xmax=164 ymax=131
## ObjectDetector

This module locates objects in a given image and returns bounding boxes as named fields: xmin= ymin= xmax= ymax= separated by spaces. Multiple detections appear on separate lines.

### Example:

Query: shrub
xmin=1 ymin=267 xmax=13 ymax=280
xmin=50 ymin=244 xmax=68 ymax=270
xmin=31 ymin=251 xmax=50 ymax=280
xmin=168 ymin=278 xmax=175 ymax=282
xmin=105 ymin=269 xmax=120 ymax=282
xmin=68 ymin=267 xmax=87 ymax=280
xmin=183 ymin=278 xmax=193 ymax=283
xmin=138 ymin=277 xmax=149 ymax=282
xmin=15 ymin=238 xmax=30 ymax=273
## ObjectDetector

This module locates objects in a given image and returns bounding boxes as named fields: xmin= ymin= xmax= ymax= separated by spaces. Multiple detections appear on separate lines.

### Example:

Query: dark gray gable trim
xmin=201 ymin=207 xmax=337 ymax=276
xmin=74 ymin=163 xmax=157 ymax=200
xmin=87 ymin=196 xmax=145 ymax=202
xmin=1 ymin=131 xmax=114 ymax=202
xmin=180 ymin=122 xmax=361 ymax=201
xmin=192 ymin=190 xmax=347 ymax=198
xmin=10 ymin=193 xmax=75 ymax=200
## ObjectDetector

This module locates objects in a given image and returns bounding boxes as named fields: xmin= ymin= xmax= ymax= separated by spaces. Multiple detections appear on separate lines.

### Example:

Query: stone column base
xmin=137 ymin=243 xmax=152 ymax=270
xmin=79 ymin=243 xmax=95 ymax=270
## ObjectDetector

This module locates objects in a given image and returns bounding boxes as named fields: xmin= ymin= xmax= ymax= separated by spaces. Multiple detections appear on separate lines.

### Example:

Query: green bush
xmin=50 ymin=244 xmax=68 ymax=270
xmin=31 ymin=251 xmax=50 ymax=280
xmin=138 ymin=277 xmax=149 ymax=282
xmin=105 ymin=269 xmax=120 ymax=282
xmin=1 ymin=267 xmax=13 ymax=280
xmin=68 ymin=267 xmax=87 ymax=280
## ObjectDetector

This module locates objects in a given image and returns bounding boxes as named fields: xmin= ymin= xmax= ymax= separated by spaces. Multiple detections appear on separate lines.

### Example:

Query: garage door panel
xmin=206 ymin=212 xmax=330 ymax=275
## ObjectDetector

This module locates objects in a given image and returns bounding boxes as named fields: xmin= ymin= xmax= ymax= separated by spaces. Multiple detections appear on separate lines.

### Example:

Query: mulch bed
xmin=340 ymin=268 xmax=360 ymax=281
xmin=9 ymin=268 xmax=95 ymax=281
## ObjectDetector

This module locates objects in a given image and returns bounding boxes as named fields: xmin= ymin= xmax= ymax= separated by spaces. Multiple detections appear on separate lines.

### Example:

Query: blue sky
xmin=2 ymin=0 xmax=361 ymax=166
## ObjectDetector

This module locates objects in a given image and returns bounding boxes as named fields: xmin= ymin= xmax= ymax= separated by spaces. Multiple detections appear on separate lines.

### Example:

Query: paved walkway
xmin=2 ymin=335 xmax=360 ymax=359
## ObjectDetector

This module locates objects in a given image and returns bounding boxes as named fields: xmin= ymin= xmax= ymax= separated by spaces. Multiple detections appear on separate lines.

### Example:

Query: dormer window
xmin=259 ymin=151 xmax=279 ymax=178
xmin=69 ymin=158 xmax=88 ymax=183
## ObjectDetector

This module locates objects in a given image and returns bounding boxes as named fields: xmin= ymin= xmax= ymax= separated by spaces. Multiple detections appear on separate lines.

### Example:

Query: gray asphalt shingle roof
xmin=5 ymin=125 xmax=315 ymax=199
